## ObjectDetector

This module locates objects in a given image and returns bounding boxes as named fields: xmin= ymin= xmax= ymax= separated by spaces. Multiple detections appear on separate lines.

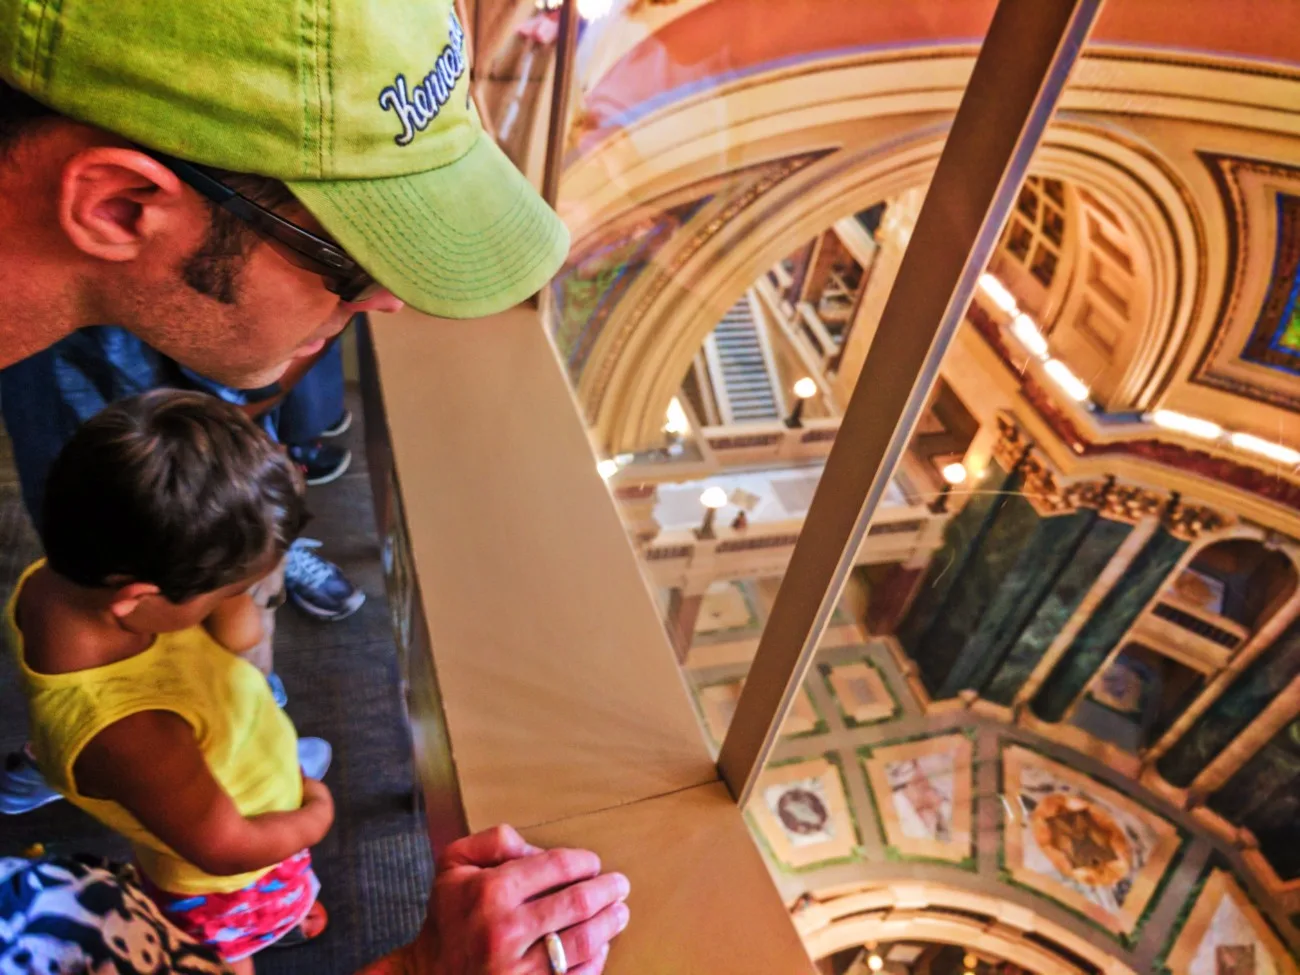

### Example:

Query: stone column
xmin=1191 ymin=671 xmax=1300 ymax=796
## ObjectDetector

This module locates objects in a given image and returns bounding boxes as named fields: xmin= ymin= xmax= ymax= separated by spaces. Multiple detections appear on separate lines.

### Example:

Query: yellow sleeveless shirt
xmin=6 ymin=561 xmax=303 ymax=894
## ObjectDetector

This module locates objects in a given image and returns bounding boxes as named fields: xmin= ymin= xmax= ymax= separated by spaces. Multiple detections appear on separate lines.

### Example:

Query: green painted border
xmin=818 ymin=655 xmax=901 ymax=729
xmin=687 ymin=674 xmax=829 ymax=748
xmin=856 ymin=729 xmax=979 ymax=872
xmin=1152 ymin=854 xmax=1300 ymax=973
xmin=688 ymin=579 xmax=763 ymax=645
xmin=746 ymin=751 xmax=867 ymax=875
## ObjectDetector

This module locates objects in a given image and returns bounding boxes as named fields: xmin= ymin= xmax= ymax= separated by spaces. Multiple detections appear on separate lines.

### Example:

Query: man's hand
xmin=414 ymin=824 xmax=630 ymax=975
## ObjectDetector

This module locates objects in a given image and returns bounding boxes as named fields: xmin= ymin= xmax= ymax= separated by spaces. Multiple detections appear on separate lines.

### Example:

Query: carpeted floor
xmin=0 ymin=387 xmax=433 ymax=975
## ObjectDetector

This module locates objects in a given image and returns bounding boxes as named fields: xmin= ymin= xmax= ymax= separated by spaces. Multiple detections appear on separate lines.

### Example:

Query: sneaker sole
xmin=304 ymin=449 xmax=352 ymax=486
xmin=289 ymin=589 xmax=367 ymax=622
xmin=321 ymin=413 xmax=353 ymax=438
xmin=0 ymin=791 xmax=64 ymax=815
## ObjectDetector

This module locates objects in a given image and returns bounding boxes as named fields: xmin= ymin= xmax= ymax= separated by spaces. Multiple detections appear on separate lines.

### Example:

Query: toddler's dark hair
xmin=41 ymin=389 xmax=308 ymax=603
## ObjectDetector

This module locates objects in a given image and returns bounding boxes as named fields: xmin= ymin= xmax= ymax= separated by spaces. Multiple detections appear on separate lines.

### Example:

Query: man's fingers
xmin=489 ymin=847 xmax=603 ymax=908
xmin=566 ymin=944 xmax=611 ymax=975
xmin=440 ymin=824 xmax=537 ymax=869
xmin=522 ymin=902 xmax=628 ymax=974
xmin=524 ymin=872 xmax=629 ymax=938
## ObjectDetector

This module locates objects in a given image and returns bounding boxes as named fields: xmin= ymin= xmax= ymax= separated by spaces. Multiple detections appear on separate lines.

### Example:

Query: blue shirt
xmin=0 ymin=326 xmax=279 ymax=528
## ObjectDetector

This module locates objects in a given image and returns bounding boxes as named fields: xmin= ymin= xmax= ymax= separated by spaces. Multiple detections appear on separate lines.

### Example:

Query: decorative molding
xmin=582 ymin=150 xmax=830 ymax=423
xmin=1194 ymin=154 xmax=1300 ymax=409
xmin=972 ymin=303 xmax=1295 ymax=518
xmin=1095 ymin=483 xmax=1166 ymax=525
xmin=992 ymin=413 xmax=1033 ymax=471
xmin=1163 ymin=493 xmax=1231 ymax=541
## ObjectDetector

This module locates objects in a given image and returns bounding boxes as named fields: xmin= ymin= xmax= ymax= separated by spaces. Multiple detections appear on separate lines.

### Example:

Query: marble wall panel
xmin=1159 ymin=624 xmax=1300 ymax=787
xmin=984 ymin=517 xmax=1134 ymax=706
xmin=1031 ymin=529 xmax=1188 ymax=722
xmin=941 ymin=507 xmax=1098 ymax=698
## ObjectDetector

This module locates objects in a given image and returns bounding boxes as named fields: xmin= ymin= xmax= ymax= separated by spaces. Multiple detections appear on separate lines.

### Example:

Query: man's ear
xmin=57 ymin=147 xmax=197 ymax=262
xmin=108 ymin=581 xmax=163 ymax=621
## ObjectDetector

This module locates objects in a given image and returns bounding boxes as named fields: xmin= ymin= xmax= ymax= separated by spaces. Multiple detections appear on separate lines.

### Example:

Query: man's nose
xmin=347 ymin=290 xmax=405 ymax=314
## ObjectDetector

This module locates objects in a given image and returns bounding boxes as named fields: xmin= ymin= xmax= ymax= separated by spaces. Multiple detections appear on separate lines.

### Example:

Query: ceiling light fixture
xmin=1230 ymin=432 xmax=1300 ymax=465
xmin=978 ymin=272 xmax=1018 ymax=315
xmin=597 ymin=459 xmax=619 ymax=480
xmin=942 ymin=462 xmax=969 ymax=485
xmin=700 ymin=486 xmax=729 ymax=510
xmin=1151 ymin=410 xmax=1223 ymax=441
xmin=1043 ymin=359 xmax=1090 ymax=403
xmin=1010 ymin=312 xmax=1049 ymax=358
xmin=866 ymin=954 xmax=884 ymax=972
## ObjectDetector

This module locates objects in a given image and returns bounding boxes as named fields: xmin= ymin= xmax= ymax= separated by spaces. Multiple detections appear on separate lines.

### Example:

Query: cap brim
xmin=288 ymin=134 xmax=570 ymax=319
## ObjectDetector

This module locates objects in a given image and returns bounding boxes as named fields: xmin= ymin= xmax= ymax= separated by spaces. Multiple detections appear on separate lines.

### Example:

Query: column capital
xmin=1163 ymin=494 xmax=1232 ymax=541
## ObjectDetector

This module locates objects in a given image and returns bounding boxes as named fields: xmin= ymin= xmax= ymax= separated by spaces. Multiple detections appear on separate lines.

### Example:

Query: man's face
xmin=127 ymin=203 xmax=403 ymax=388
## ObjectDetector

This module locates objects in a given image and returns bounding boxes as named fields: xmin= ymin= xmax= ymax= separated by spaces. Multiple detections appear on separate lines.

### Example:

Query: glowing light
xmin=1231 ymin=432 xmax=1300 ymax=465
xmin=664 ymin=397 xmax=690 ymax=436
xmin=942 ymin=462 xmax=969 ymax=485
xmin=700 ymin=486 xmax=729 ymax=510
xmin=597 ymin=459 xmax=619 ymax=480
xmin=964 ymin=955 xmax=978 ymax=969
xmin=867 ymin=955 xmax=884 ymax=972
xmin=1152 ymin=410 xmax=1222 ymax=441
xmin=576 ymin=0 xmax=613 ymax=18
xmin=978 ymin=273 xmax=1018 ymax=315
xmin=1010 ymin=313 xmax=1048 ymax=358
xmin=1043 ymin=359 xmax=1090 ymax=403
xmin=793 ymin=377 xmax=818 ymax=400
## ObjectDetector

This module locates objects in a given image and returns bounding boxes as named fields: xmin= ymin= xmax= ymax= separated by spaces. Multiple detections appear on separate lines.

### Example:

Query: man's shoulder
xmin=1 ymin=325 xmax=171 ymax=395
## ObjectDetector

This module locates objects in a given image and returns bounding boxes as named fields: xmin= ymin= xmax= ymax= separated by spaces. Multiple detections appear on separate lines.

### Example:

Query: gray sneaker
xmin=0 ymin=746 xmax=62 ymax=815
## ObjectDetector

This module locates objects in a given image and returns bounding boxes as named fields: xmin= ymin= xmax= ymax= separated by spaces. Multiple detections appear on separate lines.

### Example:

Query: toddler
xmin=7 ymin=390 xmax=333 ymax=974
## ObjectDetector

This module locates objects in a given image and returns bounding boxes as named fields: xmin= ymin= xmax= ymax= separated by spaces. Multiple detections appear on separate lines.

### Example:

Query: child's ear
xmin=108 ymin=582 xmax=163 ymax=620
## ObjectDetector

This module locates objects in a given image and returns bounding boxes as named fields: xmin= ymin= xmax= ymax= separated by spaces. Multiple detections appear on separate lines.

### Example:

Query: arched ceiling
xmin=546 ymin=0 xmax=1300 ymax=530
xmin=572 ymin=0 xmax=1300 ymax=152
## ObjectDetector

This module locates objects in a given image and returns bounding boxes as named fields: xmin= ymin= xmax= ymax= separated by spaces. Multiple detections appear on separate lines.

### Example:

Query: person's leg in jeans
xmin=280 ymin=331 xmax=351 ymax=486
xmin=270 ymin=334 xmax=367 ymax=622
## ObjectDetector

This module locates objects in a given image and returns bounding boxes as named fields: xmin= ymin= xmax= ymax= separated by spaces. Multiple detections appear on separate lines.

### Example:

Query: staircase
xmin=706 ymin=296 xmax=781 ymax=423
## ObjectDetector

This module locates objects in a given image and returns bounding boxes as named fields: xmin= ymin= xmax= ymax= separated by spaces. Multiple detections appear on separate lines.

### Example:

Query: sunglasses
xmin=144 ymin=150 xmax=385 ymax=303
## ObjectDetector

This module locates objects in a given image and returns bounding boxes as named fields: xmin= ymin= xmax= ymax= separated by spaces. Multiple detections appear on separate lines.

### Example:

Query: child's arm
xmin=74 ymin=710 xmax=334 ymax=877
xmin=203 ymin=592 xmax=265 ymax=654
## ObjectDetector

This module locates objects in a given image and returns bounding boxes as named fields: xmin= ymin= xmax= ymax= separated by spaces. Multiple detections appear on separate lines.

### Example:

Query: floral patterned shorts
xmin=142 ymin=851 xmax=320 ymax=963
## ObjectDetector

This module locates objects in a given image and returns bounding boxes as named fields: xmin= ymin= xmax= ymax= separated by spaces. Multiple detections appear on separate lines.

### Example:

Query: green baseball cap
xmin=0 ymin=0 xmax=569 ymax=317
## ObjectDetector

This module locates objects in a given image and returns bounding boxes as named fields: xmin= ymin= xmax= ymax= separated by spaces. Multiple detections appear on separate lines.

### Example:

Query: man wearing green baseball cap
xmin=0 ymin=0 xmax=569 ymax=385
xmin=0 ymin=0 xmax=628 ymax=972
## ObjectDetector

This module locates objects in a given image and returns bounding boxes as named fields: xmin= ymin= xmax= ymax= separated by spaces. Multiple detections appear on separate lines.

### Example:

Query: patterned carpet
xmin=0 ymin=389 xmax=433 ymax=975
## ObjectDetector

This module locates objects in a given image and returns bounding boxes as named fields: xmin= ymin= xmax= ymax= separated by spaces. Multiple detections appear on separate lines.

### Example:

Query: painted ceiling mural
xmin=679 ymin=568 xmax=1300 ymax=971
xmin=1195 ymin=156 xmax=1300 ymax=414
xmin=1240 ymin=194 xmax=1300 ymax=379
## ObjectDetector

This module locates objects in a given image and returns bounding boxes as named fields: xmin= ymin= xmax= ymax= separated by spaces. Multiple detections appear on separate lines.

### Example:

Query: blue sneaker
xmin=298 ymin=738 xmax=333 ymax=781
xmin=288 ymin=440 xmax=351 ymax=486
xmin=320 ymin=409 xmax=353 ymax=439
xmin=267 ymin=672 xmax=289 ymax=708
xmin=285 ymin=538 xmax=366 ymax=622
xmin=0 ymin=746 xmax=62 ymax=815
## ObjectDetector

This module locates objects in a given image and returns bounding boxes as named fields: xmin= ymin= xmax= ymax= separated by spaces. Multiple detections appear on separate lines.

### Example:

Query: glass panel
xmin=675 ymin=7 xmax=1294 ymax=972
xmin=541 ymin=3 xmax=992 ymax=776
xmin=505 ymin=0 xmax=1300 ymax=968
